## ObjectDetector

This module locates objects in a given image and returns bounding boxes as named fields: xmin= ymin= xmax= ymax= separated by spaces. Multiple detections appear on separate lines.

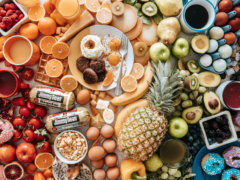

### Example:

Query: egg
xmin=101 ymin=125 xmax=114 ymax=138
xmin=77 ymin=89 xmax=91 ymax=105
xmin=213 ymin=59 xmax=227 ymax=72
xmin=103 ymin=139 xmax=116 ymax=153
xmin=107 ymin=167 xmax=120 ymax=180
xmin=207 ymin=39 xmax=218 ymax=53
xmin=86 ymin=127 xmax=100 ymax=141
xmin=109 ymin=38 xmax=121 ymax=51
xmin=88 ymin=146 xmax=105 ymax=161
xmin=105 ymin=153 xmax=118 ymax=167
xmin=200 ymin=54 xmax=213 ymax=67
xmin=209 ymin=26 xmax=224 ymax=40
xmin=94 ymin=169 xmax=106 ymax=180
xmin=91 ymin=159 xmax=105 ymax=169
xmin=218 ymin=44 xmax=233 ymax=59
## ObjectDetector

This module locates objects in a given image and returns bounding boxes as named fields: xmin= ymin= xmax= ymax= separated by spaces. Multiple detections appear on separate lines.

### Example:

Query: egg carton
xmin=34 ymin=54 xmax=68 ymax=87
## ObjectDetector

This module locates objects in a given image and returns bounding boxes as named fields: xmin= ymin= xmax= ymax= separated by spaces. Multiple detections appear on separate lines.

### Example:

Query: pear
xmin=155 ymin=0 xmax=183 ymax=17
xmin=145 ymin=153 xmax=163 ymax=172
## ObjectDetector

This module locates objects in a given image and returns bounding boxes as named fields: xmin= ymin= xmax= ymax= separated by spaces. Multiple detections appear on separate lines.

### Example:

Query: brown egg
xmin=86 ymin=127 xmax=100 ymax=141
xmin=107 ymin=167 xmax=120 ymax=180
xmin=88 ymin=146 xmax=105 ymax=161
xmin=215 ymin=12 xmax=228 ymax=26
xmin=224 ymin=32 xmax=236 ymax=45
xmin=91 ymin=159 xmax=105 ymax=169
xmin=101 ymin=125 xmax=114 ymax=138
xmin=105 ymin=153 xmax=118 ymax=167
xmin=103 ymin=139 xmax=116 ymax=153
xmin=77 ymin=89 xmax=91 ymax=105
xmin=94 ymin=169 xmax=106 ymax=180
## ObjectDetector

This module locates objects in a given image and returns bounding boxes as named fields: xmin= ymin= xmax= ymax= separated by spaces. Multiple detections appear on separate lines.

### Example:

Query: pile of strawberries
xmin=0 ymin=2 xmax=25 ymax=31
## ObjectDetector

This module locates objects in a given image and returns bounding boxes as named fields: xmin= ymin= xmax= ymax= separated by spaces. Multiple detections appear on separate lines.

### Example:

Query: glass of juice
xmin=160 ymin=139 xmax=190 ymax=168
xmin=56 ymin=0 xmax=80 ymax=20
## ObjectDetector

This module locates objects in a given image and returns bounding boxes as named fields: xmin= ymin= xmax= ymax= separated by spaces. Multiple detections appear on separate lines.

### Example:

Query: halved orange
xmin=45 ymin=59 xmax=64 ymax=78
xmin=130 ymin=63 xmax=144 ymax=80
xmin=28 ymin=5 xmax=45 ymax=21
xmin=60 ymin=75 xmax=78 ymax=92
xmin=103 ymin=70 xmax=114 ymax=87
xmin=96 ymin=8 xmax=112 ymax=25
xmin=84 ymin=0 xmax=100 ymax=13
xmin=121 ymin=75 xmax=137 ymax=92
xmin=34 ymin=153 xmax=54 ymax=170
xmin=40 ymin=36 xmax=57 ymax=54
xmin=52 ymin=42 xmax=70 ymax=59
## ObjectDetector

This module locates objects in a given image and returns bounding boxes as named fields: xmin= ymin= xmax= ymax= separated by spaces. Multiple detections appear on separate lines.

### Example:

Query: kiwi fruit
xmin=178 ymin=59 xmax=185 ymax=70
xmin=142 ymin=2 xmax=157 ymax=17
xmin=111 ymin=1 xmax=125 ymax=16
xmin=184 ymin=75 xmax=199 ymax=90
xmin=186 ymin=59 xmax=201 ymax=73
xmin=133 ymin=41 xmax=148 ymax=57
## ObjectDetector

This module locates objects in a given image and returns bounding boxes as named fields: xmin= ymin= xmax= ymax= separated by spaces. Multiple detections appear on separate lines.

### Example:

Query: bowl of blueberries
xmin=199 ymin=111 xmax=238 ymax=150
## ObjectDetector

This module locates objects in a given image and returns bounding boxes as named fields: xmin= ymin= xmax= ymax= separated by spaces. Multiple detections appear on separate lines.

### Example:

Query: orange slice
xmin=40 ymin=36 xmax=57 ymax=54
xmin=103 ymin=70 xmax=114 ymax=87
xmin=121 ymin=75 xmax=137 ymax=92
xmin=96 ymin=8 xmax=113 ymax=25
xmin=60 ymin=75 xmax=78 ymax=92
xmin=52 ymin=42 xmax=70 ymax=59
xmin=28 ymin=5 xmax=45 ymax=21
xmin=84 ymin=0 xmax=101 ymax=13
xmin=108 ymin=53 xmax=121 ymax=66
xmin=45 ymin=59 xmax=64 ymax=78
xmin=130 ymin=63 xmax=145 ymax=80
xmin=34 ymin=153 xmax=54 ymax=170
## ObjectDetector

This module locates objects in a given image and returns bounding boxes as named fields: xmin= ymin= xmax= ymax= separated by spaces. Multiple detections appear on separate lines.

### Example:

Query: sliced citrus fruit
xmin=103 ymin=70 xmax=114 ymax=87
xmin=121 ymin=75 xmax=137 ymax=92
xmin=108 ymin=53 xmax=121 ymax=66
xmin=130 ymin=63 xmax=145 ymax=80
xmin=28 ymin=5 xmax=45 ymax=21
xmin=34 ymin=153 xmax=54 ymax=170
xmin=3 ymin=161 xmax=24 ymax=180
xmin=52 ymin=42 xmax=70 ymax=59
xmin=40 ymin=36 xmax=57 ymax=54
xmin=45 ymin=59 xmax=64 ymax=78
xmin=60 ymin=75 xmax=78 ymax=92
xmin=84 ymin=0 xmax=100 ymax=13
xmin=96 ymin=8 xmax=112 ymax=25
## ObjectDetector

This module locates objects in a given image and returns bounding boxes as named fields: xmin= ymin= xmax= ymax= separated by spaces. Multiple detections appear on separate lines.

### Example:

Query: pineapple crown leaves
xmin=146 ymin=61 xmax=183 ymax=117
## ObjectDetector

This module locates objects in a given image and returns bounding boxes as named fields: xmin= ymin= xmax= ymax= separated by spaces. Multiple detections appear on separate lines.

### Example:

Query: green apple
xmin=150 ymin=42 xmax=171 ymax=63
xmin=169 ymin=117 xmax=188 ymax=138
xmin=172 ymin=37 xmax=190 ymax=59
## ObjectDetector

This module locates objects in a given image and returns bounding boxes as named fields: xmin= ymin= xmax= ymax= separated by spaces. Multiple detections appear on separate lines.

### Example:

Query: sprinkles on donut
xmin=223 ymin=146 xmax=240 ymax=168
xmin=222 ymin=168 xmax=240 ymax=180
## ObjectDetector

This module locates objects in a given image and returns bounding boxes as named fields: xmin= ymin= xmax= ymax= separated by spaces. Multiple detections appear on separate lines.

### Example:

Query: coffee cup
xmin=180 ymin=0 xmax=216 ymax=34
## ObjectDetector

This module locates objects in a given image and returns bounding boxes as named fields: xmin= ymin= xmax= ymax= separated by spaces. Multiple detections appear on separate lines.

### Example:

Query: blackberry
xmin=216 ymin=137 xmax=223 ymax=143
xmin=212 ymin=122 xmax=219 ymax=129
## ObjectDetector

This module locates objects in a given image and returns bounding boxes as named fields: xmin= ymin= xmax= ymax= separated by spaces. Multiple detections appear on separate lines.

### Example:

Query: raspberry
xmin=18 ymin=13 xmax=24 ymax=20
xmin=6 ymin=9 xmax=13 ymax=16
xmin=0 ymin=16 xmax=2 ymax=22
xmin=4 ymin=3 xmax=11 ymax=11
xmin=0 ymin=10 xmax=6 ymax=16
xmin=9 ymin=3 xmax=17 ymax=10
xmin=0 ymin=22 xmax=5 ymax=30
xmin=11 ymin=13 xmax=18 ymax=22
xmin=15 ymin=10 xmax=21 ymax=15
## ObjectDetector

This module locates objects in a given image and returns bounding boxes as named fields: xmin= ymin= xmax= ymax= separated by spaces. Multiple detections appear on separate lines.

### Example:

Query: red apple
xmin=16 ymin=142 xmax=36 ymax=163
xmin=0 ymin=143 xmax=16 ymax=163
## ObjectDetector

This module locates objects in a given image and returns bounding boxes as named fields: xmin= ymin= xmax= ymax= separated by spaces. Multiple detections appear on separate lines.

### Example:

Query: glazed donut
xmin=0 ymin=120 xmax=14 ymax=144
xmin=222 ymin=168 xmax=240 ymax=180
xmin=223 ymin=146 xmax=240 ymax=168
xmin=201 ymin=153 xmax=224 ymax=175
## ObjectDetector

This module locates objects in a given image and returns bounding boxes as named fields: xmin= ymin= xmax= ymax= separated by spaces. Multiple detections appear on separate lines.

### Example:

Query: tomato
xmin=28 ymin=117 xmax=42 ymax=130
xmin=34 ymin=129 xmax=47 ymax=142
xmin=26 ymin=163 xmax=37 ymax=174
xmin=33 ymin=106 xmax=47 ymax=119
xmin=12 ymin=116 xmax=26 ymax=130
xmin=0 ymin=143 xmax=16 ymax=163
xmin=23 ymin=129 xmax=35 ymax=142
xmin=37 ymin=141 xmax=51 ymax=152
xmin=21 ymin=68 xmax=34 ymax=81
xmin=234 ymin=6 xmax=240 ymax=17
xmin=16 ymin=142 xmax=36 ymax=163
xmin=19 ymin=106 xmax=31 ymax=118
xmin=11 ymin=129 xmax=22 ymax=142
xmin=24 ymin=175 xmax=34 ymax=180
xmin=218 ymin=0 xmax=233 ymax=12
xmin=26 ymin=99 xmax=35 ymax=110
xmin=34 ymin=172 xmax=46 ymax=180
xmin=43 ymin=169 xmax=53 ymax=178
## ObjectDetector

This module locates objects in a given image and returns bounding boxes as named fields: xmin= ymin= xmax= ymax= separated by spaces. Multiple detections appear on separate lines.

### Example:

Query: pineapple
xmin=118 ymin=61 xmax=183 ymax=161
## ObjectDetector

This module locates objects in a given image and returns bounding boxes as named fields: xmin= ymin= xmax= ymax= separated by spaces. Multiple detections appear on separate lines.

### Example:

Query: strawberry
xmin=37 ymin=140 xmax=51 ymax=152
xmin=3 ymin=17 xmax=12 ymax=29
xmin=19 ymin=82 xmax=30 ymax=89
xmin=34 ymin=129 xmax=47 ymax=141
xmin=18 ymin=13 xmax=24 ymax=21
xmin=0 ymin=10 xmax=6 ymax=16
xmin=11 ymin=65 xmax=24 ymax=73
xmin=15 ymin=10 xmax=21 ymax=15
xmin=9 ymin=3 xmax=17 ymax=10
xmin=21 ymin=88 xmax=30 ymax=98
xmin=20 ymin=68 xmax=34 ymax=81
xmin=6 ymin=9 xmax=13 ymax=16
xmin=11 ymin=13 xmax=18 ymax=22
xmin=26 ymin=99 xmax=35 ymax=110
xmin=12 ymin=97 xmax=27 ymax=106
xmin=0 ymin=7 xmax=3 ymax=11
xmin=0 ymin=22 xmax=6 ymax=30
xmin=4 ymin=3 xmax=11 ymax=11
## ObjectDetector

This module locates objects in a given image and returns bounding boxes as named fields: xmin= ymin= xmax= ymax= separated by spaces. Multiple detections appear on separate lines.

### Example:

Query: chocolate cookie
xmin=83 ymin=68 xmax=98 ymax=84
xmin=90 ymin=59 xmax=105 ymax=73
xmin=76 ymin=57 xmax=90 ymax=73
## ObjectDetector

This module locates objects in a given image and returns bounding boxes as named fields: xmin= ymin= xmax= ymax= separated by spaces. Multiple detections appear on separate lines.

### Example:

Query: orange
xmin=130 ymin=63 xmax=145 ymax=80
xmin=26 ymin=163 xmax=37 ymax=174
xmin=108 ymin=53 xmax=121 ymax=66
xmin=96 ymin=8 xmax=112 ymax=25
xmin=28 ymin=5 xmax=45 ymax=21
xmin=84 ymin=0 xmax=101 ymax=13
xmin=19 ymin=23 xmax=39 ymax=40
xmin=38 ymin=17 xmax=57 ymax=36
xmin=25 ymin=41 xmax=41 ymax=66
xmin=40 ymin=36 xmax=57 ymax=54
xmin=45 ymin=59 xmax=64 ymax=78
xmin=0 ymin=36 xmax=8 ymax=51
xmin=43 ymin=169 xmax=53 ymax=178
xmin=16 ymin=0 xmax=39 ymax=8
xmin=34 ymin=172 xmax=46 ymax=180
xmin=103 ymin=70 xmax=114 ymax=87
xmin=34 ymin=153 xmax=54 ymax=170
xmin=121 ymin=75 xmax=137 ymax=92
xmin=60 ymin=75 xmax=78 ymax=92
xmin=51 ymin=42 xmax=70 ymax=59
xmin=4 ymin=60 xmax=11 ymax=67
xmin=43 ymin=0 xmax=56 ymax=16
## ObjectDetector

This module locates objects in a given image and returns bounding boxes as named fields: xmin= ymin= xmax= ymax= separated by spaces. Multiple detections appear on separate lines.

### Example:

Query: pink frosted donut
xmin=223 ymin=146 xmax=240 ymax=168
xmin=0 ymin=120 xmax=14 ymax=145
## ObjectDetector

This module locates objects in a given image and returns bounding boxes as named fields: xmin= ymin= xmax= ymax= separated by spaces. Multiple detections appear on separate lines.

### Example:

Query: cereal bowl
xmin=54 ymin=130 xmax=88 ymax=164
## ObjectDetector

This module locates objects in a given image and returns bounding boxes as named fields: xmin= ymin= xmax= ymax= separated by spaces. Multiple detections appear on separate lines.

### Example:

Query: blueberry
xmin=209 ymin=130 xmax=215 ymax=137
xmin=193 ymin=134 xmax=198 ymax=139
xmin=193 ymin=142 xmax=198 ymax=147
xmin=188 ymin=136 xmax=194 ymax=142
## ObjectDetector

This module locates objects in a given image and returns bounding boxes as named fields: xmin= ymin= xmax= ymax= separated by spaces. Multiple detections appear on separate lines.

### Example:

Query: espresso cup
xmin=180 ymin=0 xmax=216 ymax=34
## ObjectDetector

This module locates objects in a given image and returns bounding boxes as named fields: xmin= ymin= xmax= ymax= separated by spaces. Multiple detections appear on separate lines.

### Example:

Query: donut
xmin=222 ymin=168 xmax=240 ymax=180
xmin=223 ymin=146 xmax=240 ymax=168
xmin=0 ymin=120 xmax=14 ymax=145
xmin=201 ymin=153 xmax=224 ymax=175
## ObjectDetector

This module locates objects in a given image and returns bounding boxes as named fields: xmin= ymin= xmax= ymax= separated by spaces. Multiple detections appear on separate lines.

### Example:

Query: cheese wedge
xmin=59 ymin=10 xmax=95 ymax=42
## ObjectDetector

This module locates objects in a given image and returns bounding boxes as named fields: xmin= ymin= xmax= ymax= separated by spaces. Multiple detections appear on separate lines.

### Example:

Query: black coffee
xmin=185 ymin=5 xmax=209 ymax=29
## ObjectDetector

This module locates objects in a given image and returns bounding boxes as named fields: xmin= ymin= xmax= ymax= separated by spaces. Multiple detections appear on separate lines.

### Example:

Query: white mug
xmin=180 ymin=0 xmax=216 ymax=34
